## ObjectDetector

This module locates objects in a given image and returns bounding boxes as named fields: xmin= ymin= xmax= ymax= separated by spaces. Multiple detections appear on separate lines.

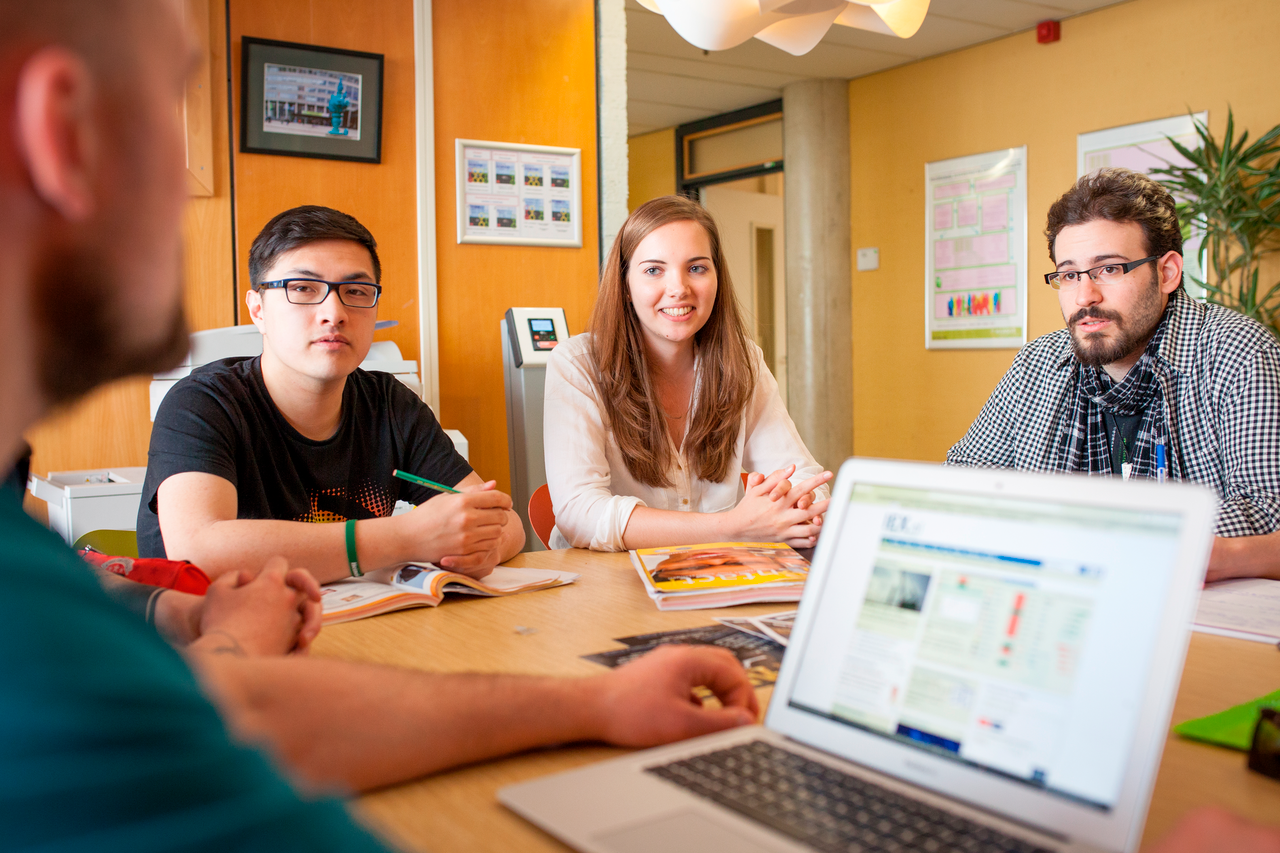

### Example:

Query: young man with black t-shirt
xmin=138 ymin=206 xmax=525 ymax=581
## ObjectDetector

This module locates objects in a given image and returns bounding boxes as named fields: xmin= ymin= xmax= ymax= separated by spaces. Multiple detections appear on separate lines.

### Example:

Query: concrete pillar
xmin=783 ymin=78 xmax=852 ymax=471
xmin=595 ymin=0 xmax=628 ymax=260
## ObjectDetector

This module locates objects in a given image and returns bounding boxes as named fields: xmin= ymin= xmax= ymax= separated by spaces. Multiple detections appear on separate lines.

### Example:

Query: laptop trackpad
xmin=595 ymin=810 xmax=784 ymax=853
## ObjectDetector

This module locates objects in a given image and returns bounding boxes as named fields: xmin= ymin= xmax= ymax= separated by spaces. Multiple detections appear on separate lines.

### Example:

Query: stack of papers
xmin=321 ymin=563 xmax=579 ymax=625
xmin=630 ymin=542 xmax=809 ymax=611
xmin=717 ymin=609 xmax=797 ymax=646
xmin=1193 ymin=578 xmax=1280 ymax=643
xmin=583 ymin=625 xmax=785 ymax=689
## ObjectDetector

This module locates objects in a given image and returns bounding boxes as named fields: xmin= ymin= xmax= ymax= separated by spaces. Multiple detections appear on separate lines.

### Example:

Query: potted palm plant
xmin=1153 ymin=109 xmax=1280 ymax=338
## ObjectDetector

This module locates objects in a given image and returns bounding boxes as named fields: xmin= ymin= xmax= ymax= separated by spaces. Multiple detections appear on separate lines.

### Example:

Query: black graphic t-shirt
xmin=137 ymin=356 xmax=472 ymax=558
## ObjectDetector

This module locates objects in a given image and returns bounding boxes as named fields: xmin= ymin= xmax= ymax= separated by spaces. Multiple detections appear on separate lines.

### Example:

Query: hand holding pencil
xmin=392 ymin=470 xmax=513 ymax=578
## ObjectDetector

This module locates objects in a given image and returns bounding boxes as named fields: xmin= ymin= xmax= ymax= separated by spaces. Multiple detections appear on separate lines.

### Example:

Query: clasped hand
xmin=185 ymin=556 xmax=322 ymax=656
xmin=729 ymin=464 xmax=832 ymax=548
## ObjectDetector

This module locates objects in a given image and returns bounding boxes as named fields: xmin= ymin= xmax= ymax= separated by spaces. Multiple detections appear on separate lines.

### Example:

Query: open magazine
xmin=630 ymin=542 xmax=809 ymax=611
xmin=321 ymin=563 xmax=579 ymax=625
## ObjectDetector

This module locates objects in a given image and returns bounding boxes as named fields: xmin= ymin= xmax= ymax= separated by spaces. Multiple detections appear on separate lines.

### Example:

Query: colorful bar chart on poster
xmin=925 ymin=147 xmax=1027 ymax=349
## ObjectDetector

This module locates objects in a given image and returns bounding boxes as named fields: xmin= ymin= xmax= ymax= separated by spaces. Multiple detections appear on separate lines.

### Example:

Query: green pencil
xmin=393 ymin=469 xmax=461 ymax=494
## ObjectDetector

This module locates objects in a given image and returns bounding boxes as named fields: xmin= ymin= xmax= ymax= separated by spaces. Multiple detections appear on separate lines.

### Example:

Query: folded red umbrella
xmin=79 ymin=549 xmax=211 ymax=595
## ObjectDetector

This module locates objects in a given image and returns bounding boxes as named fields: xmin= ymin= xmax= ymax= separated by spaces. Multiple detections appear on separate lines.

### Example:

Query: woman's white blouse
xmin=543 ymin=333 xmax=829 ymax=551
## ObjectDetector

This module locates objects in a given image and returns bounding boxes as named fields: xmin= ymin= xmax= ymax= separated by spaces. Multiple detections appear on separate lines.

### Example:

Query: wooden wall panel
xmin=23 ymin=2 xmax=236 ymax=517
xmin=228 ymin=0 xmax=421 ymax=375
xmin=433 ymin=0 xmax=600 ymax=492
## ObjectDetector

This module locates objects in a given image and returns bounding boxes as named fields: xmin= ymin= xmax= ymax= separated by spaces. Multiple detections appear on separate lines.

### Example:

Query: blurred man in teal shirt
xmin=0 ymin=1 xmax=1275 ymax=851
xmin=0 ymin=1 xmax=762 ymax=848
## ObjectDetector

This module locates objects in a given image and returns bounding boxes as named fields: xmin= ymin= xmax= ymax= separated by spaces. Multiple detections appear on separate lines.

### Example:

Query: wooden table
xmin=310 ymin=549 xmax=1280 ymax=852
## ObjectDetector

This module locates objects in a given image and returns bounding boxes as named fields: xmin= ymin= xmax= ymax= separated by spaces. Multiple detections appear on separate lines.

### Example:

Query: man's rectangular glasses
xmin=258 ymin=278 xmax=382 ymax=308
xmin=1044 ymin=256 xmax=1159 ymax=290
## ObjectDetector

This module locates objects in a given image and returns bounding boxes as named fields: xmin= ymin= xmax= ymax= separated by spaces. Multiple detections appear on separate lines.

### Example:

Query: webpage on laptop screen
xmin=788 ymin=483 xmax=1183 ymax=810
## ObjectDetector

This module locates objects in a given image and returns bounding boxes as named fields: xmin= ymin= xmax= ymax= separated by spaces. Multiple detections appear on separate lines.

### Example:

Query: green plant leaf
xmin=1154 ymin=107 xmax=1280 ymax=337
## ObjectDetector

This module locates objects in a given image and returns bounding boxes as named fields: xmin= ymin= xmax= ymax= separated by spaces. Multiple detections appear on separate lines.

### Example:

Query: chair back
xmin=528 ymin=484 xmax=556 ymax=549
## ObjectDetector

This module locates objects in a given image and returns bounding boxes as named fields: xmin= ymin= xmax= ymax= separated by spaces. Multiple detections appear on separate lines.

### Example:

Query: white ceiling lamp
xmin=633 ymin=0 xmax=931 ymax=56
xmin=837 ymin=0 xmax=930 ymax=38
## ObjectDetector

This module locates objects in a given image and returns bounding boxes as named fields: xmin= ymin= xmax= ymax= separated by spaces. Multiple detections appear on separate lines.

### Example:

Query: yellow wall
xmin=849 ymin=0 xmax=1280 ymax=462
xmin=628 ymin=126 xmax=675 ymax=210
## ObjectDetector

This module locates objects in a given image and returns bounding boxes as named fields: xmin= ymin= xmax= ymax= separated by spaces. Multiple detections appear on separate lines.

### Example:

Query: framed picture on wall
xmin=240 ymin=37 xmax=384 ymax=164
xmin=456 ymin=139 xmax=583 ymax=247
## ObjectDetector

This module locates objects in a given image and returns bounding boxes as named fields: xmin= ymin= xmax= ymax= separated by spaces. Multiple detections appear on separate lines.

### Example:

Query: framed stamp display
xmin=456 ymin=139 xmax=583 ymax=247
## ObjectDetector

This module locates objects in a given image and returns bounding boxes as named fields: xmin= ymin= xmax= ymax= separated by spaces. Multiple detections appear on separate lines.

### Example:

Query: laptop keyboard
xmin=647 ymin=740 xmax=1054 ymax=853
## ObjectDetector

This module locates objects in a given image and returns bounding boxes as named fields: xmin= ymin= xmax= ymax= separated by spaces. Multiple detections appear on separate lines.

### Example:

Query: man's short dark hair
xmin=1045 ymin=168 xmax=1183 ymax=281
xmin=248 ymin=206 xmax=381 ymax=285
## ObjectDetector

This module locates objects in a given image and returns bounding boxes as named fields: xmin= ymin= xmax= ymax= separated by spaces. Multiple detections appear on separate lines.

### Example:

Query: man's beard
xmin=1066 ymin=275 xmax=1165 ymax=368
xmin=33 ymin=248 xmax=189 ymax=409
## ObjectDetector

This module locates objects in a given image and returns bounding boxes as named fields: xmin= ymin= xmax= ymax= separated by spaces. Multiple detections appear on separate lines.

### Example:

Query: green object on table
xmin=1173 ymin=689 xmax=1280 ymax=751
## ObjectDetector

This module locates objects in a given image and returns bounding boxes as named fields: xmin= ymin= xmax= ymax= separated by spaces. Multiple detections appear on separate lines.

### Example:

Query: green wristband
xmin=345 ymin=518 xmax=362 ymax=577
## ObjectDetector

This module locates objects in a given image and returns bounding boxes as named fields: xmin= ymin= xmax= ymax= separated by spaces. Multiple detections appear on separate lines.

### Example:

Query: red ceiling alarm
xmin=1037 ymin=20 xmax=1061 ymax=43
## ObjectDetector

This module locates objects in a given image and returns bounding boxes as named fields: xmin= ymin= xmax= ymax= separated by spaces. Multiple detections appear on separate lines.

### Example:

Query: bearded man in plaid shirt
xmin=948 ymin=168 xmax=1280 ymax=582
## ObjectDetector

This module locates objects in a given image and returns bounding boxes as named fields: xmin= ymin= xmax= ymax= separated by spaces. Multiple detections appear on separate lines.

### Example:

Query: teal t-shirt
xmin=0 ymin=497 xmax=391 ymax=852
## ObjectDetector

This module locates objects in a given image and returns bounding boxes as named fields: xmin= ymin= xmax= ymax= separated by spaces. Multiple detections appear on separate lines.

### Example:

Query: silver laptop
xmin=500 ymin=459 xmax=1218 ymax=853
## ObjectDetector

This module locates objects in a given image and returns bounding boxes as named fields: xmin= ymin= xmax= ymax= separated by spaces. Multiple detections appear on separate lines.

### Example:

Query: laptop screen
xmin=787 ymin=481 xmax=1183 ymax=811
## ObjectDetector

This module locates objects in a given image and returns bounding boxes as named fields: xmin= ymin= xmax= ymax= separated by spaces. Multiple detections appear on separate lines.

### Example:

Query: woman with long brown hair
xmin=543 ymin=196 xmax=831 ymax=551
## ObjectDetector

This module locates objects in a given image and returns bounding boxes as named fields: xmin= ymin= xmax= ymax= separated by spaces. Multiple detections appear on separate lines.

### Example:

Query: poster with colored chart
xmin=456 ymin=139 xmax=582 ymax=247
xmin=1077 ymin=113 xmax=1207 ymax=299
xmin=925 ymin=147 xmax=1028 ymax=349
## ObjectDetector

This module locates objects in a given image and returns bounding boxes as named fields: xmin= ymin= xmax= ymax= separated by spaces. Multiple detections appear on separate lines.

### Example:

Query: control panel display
xmin=528 ymin=318 xmax=559 ymax=350
xmin=505 ymin=307 xmax=568 ymax=368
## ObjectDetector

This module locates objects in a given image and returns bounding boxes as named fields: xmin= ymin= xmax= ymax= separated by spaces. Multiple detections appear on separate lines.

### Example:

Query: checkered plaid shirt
xmin=947 ymin=288 xmax=1280 ymax=537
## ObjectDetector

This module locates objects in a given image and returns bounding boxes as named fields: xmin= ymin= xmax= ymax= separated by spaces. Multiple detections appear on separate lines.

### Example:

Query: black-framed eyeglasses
xmin=1044 ymin=256 xmax=1160 ymax=290
xmin=257 ymin=278 xmax=382 ymax=308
